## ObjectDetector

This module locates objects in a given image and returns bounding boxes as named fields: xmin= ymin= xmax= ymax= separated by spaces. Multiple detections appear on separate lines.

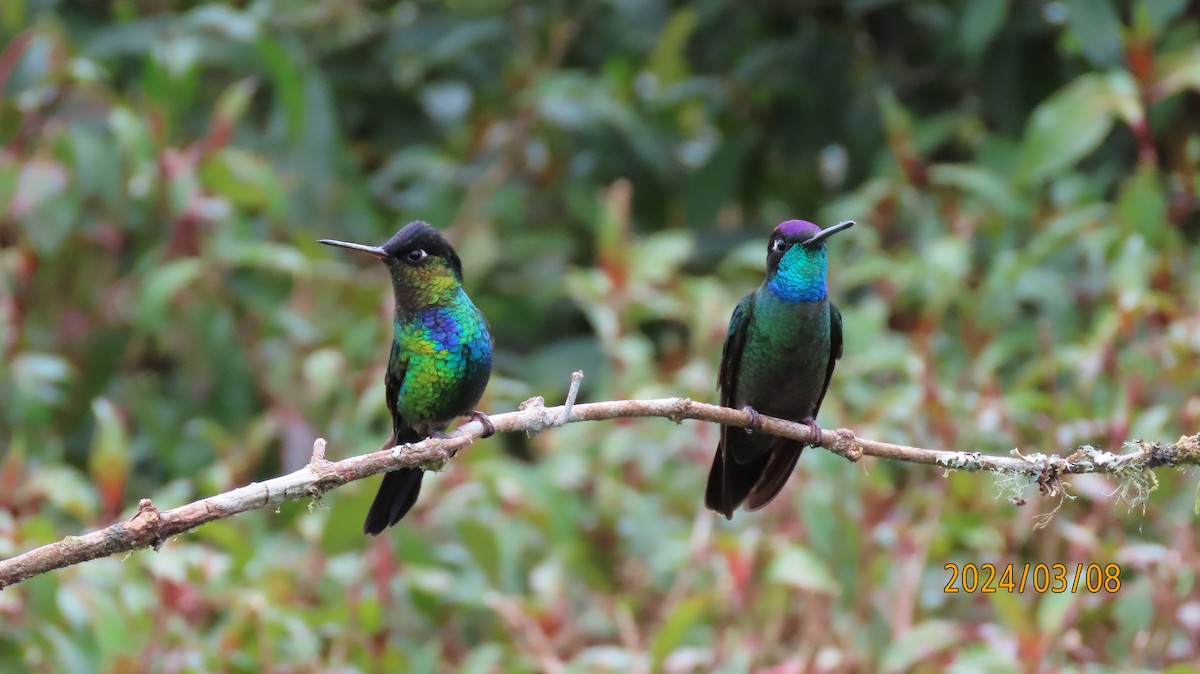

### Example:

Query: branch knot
xmin=129 ymin=498 xmax=166 ymax=551
xmin=518 ymin=396 xmax=556 ymax=435
xmin=666 ymin=398 xmax=691 ymax=424
xmin=829 ymin=428 xmax=862 ymax=462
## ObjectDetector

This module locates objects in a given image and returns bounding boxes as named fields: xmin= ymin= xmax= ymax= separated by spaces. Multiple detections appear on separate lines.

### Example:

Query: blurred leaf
xmin=946 ymin=647 xmax=1019 ymax=673
xmin=107 ymin=106 xmax=154 ymax=165
xmin=929 ymin=164 xmax=1022 ymax=218
xmin=457 ymin=643 xmax=503 ymax=674
xmin=12 ymin=160 xmax=70 ymax=249
xmin=302 ymin=348 xmax=347 ymax=401
xmin=88 ymin=398 xmax=131 ymax=514
xmin=880 ymin=621 xmax=963 ymax=674
xmin=0 ymin=158 xmax=18 ymax=212
xmin=8 ymin=352 xmax=73 ymax=426
xmin=210 ymin=77 xmax=258 ymax=141
xmin=1155 ymin=44 xmax=1200 ymax=100
xmin=629 ymin=231 xmax=695 ymax=287
xmin=64 ymin=124 xmax=120 ymax=202
xmin=530 ymin=72 xmax=615 ymax=128
xmin=1064 ymin=0 xmax=1124 ymax=67
xmin=183 ymin=4 xmax=259 ymax=40
xmin=419 ymin=80 xmax=473 ymax=125
xmin=358 ymin=595 xmax=383 ymax=634
xmin=768 ymin=545 xmax=840 ymax=596
xmin=959 ymin=0 xmax=1008 ymax=58
xmin=878 ymin=88 xmax=916 ymax=167
xmin=134 ymin=258 xmax=204 ymax=330
xmin=1036 ymin=591 xmax=1074 ymax=634
xmin=0 ymin=0 xmax=25 ymax=33
xmin=255 ymin=35 xmax=306 ymax=143
xmin=194 ymin=519 xmax=256 ymax=569
xmin=649 ymin=9 xmax=697 ymax=84
xmin=214 ymin=241 xmax=309 ymax=275
xmin=40 ymin=625 xmax=94 ymax=674
xmin=1016 ymin=72 xmax=1139 ymax=184
xmin=93 ymin=594 xmax=135 ymax=665
xmin=199 ymin=147 xmax=284 ymax=215
xmin=28 ymin=465 xmax=98 ymax=522
xmin=1114 ymin=579 xmax=1156 ymax=633
xmin=987 ymin=583 xmax=1036 ymax=639
xmin=1134 ymin=0 xmax=1189 ymax=37
xmin=1116 ymin=164 xmax=1169 ymax=243
xmin=457 ymin=518 xmax=502 ymax=584
xmin=649 ymin=595 xmax=707 ymax=669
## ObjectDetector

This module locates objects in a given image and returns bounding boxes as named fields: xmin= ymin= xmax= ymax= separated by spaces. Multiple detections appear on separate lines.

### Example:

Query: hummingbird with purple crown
xmin=320 ymin=221 xmax=494 ymax=535
xmin=705 ymin=219 xmax=853 ymax=519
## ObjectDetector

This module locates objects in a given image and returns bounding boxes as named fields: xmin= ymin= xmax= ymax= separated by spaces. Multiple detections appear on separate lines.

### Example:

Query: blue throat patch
xmin=767 ymin=245 xmax=827 ymax=303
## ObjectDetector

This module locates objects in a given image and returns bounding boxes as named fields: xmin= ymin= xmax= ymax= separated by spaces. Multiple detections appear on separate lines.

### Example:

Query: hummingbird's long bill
xmin=318 ymin=239 xmax=388 ymax=259
xmin=805 ymin=220 xmax=855 ymax=246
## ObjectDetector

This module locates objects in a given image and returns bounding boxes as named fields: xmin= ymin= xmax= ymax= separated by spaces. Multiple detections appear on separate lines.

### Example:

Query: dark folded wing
xmin=813 ymin=303 xmax=843 ymax=415
xmin=705 ymin=293 xmax=757 ymax=518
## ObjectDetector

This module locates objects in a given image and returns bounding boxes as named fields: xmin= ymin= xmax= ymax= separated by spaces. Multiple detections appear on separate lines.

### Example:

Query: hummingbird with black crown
xmin=705 ymin=219 xmax=854 ymax=519
xmin=320 ymin=221 xmax=494 ymax=535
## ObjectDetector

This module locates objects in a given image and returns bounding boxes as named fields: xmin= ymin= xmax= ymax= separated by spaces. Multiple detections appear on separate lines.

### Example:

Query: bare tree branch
xmin=2 ymin=371 xmax=1198 ymax=589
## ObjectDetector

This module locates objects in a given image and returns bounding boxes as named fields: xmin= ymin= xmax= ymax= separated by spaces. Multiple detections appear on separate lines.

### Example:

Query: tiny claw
xmin=471 ymin=410 xmax=495 ymax=438
xmin=743 ymin=406 xmax=764 ymax=434
xmin=801 ymin=417 xmax=823 ymax=446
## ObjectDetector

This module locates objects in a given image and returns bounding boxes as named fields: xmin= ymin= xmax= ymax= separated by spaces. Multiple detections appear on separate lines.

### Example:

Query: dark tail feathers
xmin=363 ymin=426 xmax=425 ymax=535
xmin=704 ymin=428 xmax=803 ymax=518
xmin=705 ymin=447 xmax=770 ymax=519
xmin=743 ymin=440 xmax=803 ymax=511
xmin=363 ymin=468 xmax=424 ymax=535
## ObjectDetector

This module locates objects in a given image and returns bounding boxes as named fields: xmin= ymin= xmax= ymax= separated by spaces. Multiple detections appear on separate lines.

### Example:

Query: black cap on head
xmin=381 ymin=221 xmax=455 ymax=259
xmin=319 ymin=221 xmax=464 ymax=280
xmin=381 ymin=221 xmax=463 ymax=280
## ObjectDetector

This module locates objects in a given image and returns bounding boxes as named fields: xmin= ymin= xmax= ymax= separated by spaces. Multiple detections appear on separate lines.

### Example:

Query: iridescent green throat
xmin=767 ymin=244 xmax=827 ymax=303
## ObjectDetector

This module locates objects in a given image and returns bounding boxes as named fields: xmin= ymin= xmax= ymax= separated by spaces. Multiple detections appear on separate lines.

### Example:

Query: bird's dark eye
xmin=771 ymin=238 xmax=789 ymax=253
xmin=405 ymin=249 xmax=427 ymax=263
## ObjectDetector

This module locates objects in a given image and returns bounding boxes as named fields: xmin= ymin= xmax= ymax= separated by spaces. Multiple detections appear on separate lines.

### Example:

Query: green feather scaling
xmin=394 ymin=293 xmax=492 ymax=424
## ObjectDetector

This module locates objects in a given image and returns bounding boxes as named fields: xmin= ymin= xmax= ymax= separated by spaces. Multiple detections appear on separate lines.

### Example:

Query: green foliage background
xmin=3 ymin=0 xmax=1200 ymax=671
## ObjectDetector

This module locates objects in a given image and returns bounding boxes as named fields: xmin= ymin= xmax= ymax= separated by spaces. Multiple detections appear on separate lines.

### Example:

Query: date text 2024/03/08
xmin=943 ymin=563 xmax=1122 ymax=594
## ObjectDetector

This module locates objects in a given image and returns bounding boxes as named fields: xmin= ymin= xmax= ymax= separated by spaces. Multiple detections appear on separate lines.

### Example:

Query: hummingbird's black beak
xmin=318 ymin=239 xmax=389 ymax=259
xmin=804 ymin=220 xmax=855 ymax=246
